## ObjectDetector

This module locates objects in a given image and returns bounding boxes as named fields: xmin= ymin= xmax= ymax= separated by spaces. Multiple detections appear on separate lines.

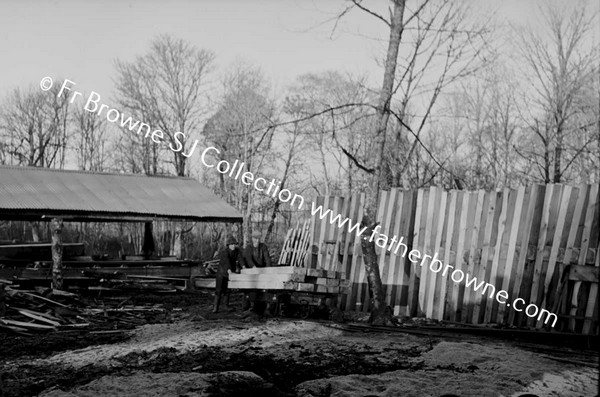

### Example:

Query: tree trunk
xmin=360 ymin=223 xmax=389 ymax=324
xmin=362 ymin=0 xmax=406 ymax=325
xmin=265 ymin=198 xmax=281 ymax=243
xmin=51 ymin=218 xmax=64 ymax=290
xmin=371 ymin=0 xmax=406 ymax=196
xmin=265 ymin=149 xmax=292 ymax=242
xmin=553 ymin=125 xmax=563 ymax=183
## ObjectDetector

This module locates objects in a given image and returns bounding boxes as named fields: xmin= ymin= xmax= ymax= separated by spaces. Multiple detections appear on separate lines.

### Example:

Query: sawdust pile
xmin=38 ymin=371 xmax=279 ymax=397
xmin=295 ymin=341 xmax=599 ymax=397
xmin=24 ymin=320 xmax=342 ymax=369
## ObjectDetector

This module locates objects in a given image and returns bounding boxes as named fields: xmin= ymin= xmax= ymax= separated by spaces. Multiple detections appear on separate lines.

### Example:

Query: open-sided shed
xmin=0 ymin=165 xmax=242 ymax=223
xmin=0 ymin=165 xmax=242 ymax=289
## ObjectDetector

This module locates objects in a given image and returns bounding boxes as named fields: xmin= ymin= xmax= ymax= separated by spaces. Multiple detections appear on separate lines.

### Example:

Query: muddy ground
xmin=1 ymin=291 xmax=598 ymax=397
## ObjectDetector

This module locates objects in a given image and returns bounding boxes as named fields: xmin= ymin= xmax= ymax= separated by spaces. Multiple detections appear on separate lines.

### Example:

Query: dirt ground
xmin=1 ymin=291 xmax=598 ymax=397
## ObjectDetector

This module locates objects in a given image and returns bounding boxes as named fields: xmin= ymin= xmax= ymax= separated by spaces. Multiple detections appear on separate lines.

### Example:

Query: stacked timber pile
xmin=228 ymin=266 xmax=351 ymax=294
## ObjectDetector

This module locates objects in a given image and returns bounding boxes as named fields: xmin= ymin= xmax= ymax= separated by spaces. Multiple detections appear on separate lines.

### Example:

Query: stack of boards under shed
xmin=228 ymin=266 xmax=350 ymax=294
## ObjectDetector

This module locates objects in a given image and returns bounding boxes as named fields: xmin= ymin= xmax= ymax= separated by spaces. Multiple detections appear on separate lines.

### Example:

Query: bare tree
xmin=517 ymin=1 xmax=599 ymax=183
xmin=434 ymin=65 xmax=521 ymax=190
xmin=0 ymin=83 xmax=70 ymax=168
xmin=73 ymin=106 xmax=110 ymax=172
xmin=114 ymin=34 xmax=214 ymax=176
xmin=287 ymin=72 xmax=375 ymax=196
xmin=264 ymin=94 xmax=312 ymax=242
xmin=203 ymin=63 xmax=276 ymax=246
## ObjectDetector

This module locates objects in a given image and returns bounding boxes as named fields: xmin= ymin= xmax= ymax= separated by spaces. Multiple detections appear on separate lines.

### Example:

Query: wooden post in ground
xmin=142 ymin=221 xmax=155 ymax=259
xmin=173 ymin=224 xmax=183 ymax=260
xmin=51 ymin=218 xmax=64 ymax=290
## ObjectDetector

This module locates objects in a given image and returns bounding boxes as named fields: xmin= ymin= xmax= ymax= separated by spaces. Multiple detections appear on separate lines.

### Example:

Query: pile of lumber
xmin=0 ymin=284 xmax=89 ymax=334
xmin=0 ymin=282 xmax=165 ymax=335
xmin=228 ymin=266 xmax=350 ymax=294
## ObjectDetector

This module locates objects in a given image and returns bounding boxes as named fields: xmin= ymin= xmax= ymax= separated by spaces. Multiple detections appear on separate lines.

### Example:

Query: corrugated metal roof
xmin=0 ymin=166 xmax=242 ymax=222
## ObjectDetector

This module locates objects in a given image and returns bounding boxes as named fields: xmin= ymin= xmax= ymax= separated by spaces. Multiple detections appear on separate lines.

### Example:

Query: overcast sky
xmin=3 ymin=0 xmax=592 ymax=101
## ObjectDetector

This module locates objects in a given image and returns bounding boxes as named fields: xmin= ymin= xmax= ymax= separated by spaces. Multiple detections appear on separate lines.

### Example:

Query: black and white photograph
xmin=0 ymin=1 xmax=599 ymax=396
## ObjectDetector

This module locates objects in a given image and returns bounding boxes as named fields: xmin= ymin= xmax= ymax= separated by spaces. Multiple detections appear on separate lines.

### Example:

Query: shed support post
xmin=51 ymin=218 xmax=64 ymax=290
xmin=173 ymin=225 xmax=182 ymax=260
xmin=142 ymin=221 xmax=155 ymax=259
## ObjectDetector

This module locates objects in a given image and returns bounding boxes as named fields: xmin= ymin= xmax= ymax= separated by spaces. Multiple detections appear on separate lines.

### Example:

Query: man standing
xmin=214 ymin=235 xmax=240 ymax=313
xmin=241 ymin=230 xmax=272 ymax=268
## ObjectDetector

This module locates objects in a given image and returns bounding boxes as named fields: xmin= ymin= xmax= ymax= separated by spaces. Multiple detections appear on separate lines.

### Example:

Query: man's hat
xmin=226 ymin=235 xmax=238 ymax=245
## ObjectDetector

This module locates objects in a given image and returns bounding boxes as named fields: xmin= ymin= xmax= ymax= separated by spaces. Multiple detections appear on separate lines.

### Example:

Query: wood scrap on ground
xmin=0 ymin=286 xmax=167 ymax=336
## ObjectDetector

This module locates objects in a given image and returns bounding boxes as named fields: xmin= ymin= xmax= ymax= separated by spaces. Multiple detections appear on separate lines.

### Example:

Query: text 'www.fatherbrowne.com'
xmin=310 ymin=202 xmax=559 ymax=328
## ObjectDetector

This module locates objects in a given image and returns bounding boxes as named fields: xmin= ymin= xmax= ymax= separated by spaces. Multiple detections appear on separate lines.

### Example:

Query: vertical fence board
xmin=497 ymin=186 xmax=526 ymax=323
xmin=506 ymin=185 xmax=535 ymax=327
xmin=572 ymin=184 xmax=598 ymax=332
xmin=408 ymin=189 xmax=425 ymax=317
xmin=566 ymin=185 xmax=590 ymax=332
xmin=459 ymin=192 xmax=479 ymax=322
xmin=340 ymin=194 xmax=361 ymax=308
xmin=425 ymin=190 xmax=447 ymax=319
xmin=582 ymin=236 xmax=600 ymax=334
xmin=462 ymin=191 xmax=484 ymax=322
xmin=387 ymin=189 xmax=405 ymax=314
xmin=528 ymin=185 xmax=562 ymax=327
xmin=347 ymin=194 xmax=365 ymax=310
xmin=515 ymin=185 xmax=546 ymax=327
xmin=485 ymin=189 xmax=509 ymax=324
xmin=439 ymin=190 xmax=458 ymax=320
xmin=473 ymin=191 xmax=497 ymax=323
xmin=383 ymin=189 xmax=400 ymax=306
xmin=396 ymin=190 xmax=417 ymax=316
xmin=419 ymin=187 xmax=438 ymax=317
xmin=536 ymin=185 xmax=571 ymax=326
xmin=377 ymin=190 xmax=394 ymax=302
xmin=446 ymin=191 xmax=465 ymax=321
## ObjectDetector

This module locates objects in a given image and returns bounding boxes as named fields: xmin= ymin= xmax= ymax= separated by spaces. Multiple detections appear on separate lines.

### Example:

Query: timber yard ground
xmin=1 ymin=291 xmax=598 ymax=397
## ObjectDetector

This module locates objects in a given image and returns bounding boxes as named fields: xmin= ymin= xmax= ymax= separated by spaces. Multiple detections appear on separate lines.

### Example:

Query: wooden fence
xmin=307 ymin=184 xmax=599 ymax=335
